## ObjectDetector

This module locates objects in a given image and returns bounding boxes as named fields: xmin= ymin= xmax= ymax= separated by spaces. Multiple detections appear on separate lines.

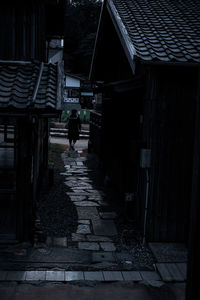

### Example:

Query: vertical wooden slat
xmin=144 ymin=66 xmax=196 ymax=242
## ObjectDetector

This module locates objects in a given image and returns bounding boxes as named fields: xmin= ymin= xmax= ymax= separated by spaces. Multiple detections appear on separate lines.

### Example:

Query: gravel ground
xmin=37 ymin=144 xmax=78 ymax=238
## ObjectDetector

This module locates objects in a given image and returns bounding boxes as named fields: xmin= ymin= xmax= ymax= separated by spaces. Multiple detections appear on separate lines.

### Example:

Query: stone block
xmin=65 ymin=271 xmax=84 ymax=281
xmin=76 ymin=224 xmax=91 ymax=234
xmin=46 ymin=271 xmax=65 ymax=281
xmin=6 ymin=271 xmax=26 ymax=281
xmin=122 ymin=271 xmax=142 ymax=281
xmin=72 ymin=233 xmax=87 ymax=242
xmin=26 ymin=271 xmax=46 ymax=281
xmin=74 ymin=201 xmax=100 ymax=207
xmin=100 ymin=242 xmax=116 ymax=252
xmin=76 ymin=207 xmax=99 ymax=220
xmin=84 ymin=271 xmax=104 ymax=281
xmin=92 ymin=219 xmax=118 ymax=236
xmin=86 ymin=235 xmax=112 ymax=242
xmin=103 ymin=271 xmax=123 ymax=281
xmin=78 ymin=242 xmax=100 ymax=251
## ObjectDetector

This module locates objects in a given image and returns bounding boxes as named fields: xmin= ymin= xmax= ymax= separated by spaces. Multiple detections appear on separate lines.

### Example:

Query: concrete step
xmin=50 ymin=128 xmax=89 ymax=134
xmin=50 ymin=127 xmax=89 ymax=139
xmin=50 ymin=132 xmax=89 ymax=139
xmin=0 ymin=269 xmax=161 ymax=282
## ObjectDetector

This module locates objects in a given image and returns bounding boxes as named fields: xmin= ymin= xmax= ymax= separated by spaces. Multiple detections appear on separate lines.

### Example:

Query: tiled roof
xmin=0 ymin=62 xmax=60 ymax=110
xmin=108 ymin=0 xmax=200 ymax=63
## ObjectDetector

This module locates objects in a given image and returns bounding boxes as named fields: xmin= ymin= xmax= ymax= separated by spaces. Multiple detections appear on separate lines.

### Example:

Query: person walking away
xmin=66 ymin=109 xmax=81 ymax=151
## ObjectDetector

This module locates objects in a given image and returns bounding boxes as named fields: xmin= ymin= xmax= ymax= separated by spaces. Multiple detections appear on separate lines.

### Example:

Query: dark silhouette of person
xmin=66 ymin=109 xmax=81 ymax=151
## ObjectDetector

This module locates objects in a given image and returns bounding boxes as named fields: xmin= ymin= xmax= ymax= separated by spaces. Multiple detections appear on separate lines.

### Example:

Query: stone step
xmin=0 ymin=270 xmax=161 ymax=282
xmin=50 ymin=127 xmax=89 ymax=139
xmin=50 ymin=127 xmax=89 ymax=134
xmin=50 ymin=132 xmax=89 ymax=139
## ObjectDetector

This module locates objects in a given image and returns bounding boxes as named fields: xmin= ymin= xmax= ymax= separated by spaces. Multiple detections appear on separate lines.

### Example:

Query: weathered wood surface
xmin=156 ymin=263 xmax=187 ymax=282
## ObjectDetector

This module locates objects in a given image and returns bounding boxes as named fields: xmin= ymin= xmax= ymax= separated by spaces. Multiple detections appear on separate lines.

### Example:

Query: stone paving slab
xmin=122 ymin=271 xmax=142 ymax=281
xmin=84 ymin=271 xmax=104 ymax=281
xmin=0 ymin=270 xmax=163 ymax=282
xmin=65 ymin=271 xmax=84 ymax=281
xmin=100 ymin=242 xmax=116 ymax=252
xmin=72 ymin=233 xmax=87 ymax=242
xmin=103 ymin=271 xmax=123 ymax=281
xmin=26 ymin=271 xmax=46 ymax=281
xmin=74 ymin=201 xmax=100 ymax=207
xmin=86 ymin=235 xmax=112 ymax=242
xmin=6 ymin=271 xmax=26 ymax=281
xmin=76 ymin=224 xmax=91 ymax=234
xmin=92 ymin=219 xmax=118 ymax=236
xmin=140 ymin=271 xmax=161 ymax=281
xmin=78 ymin=220 xmax=90 ymax=225
xmin=76 ymin=207 xmax=99 ymax=220
xmin=69 ymin=195 xmax=87 ymax=201
xmin=78 ymin=242 xmax=100 ymax=251
xmin=46 ymin=271 xmax=65 ymax=281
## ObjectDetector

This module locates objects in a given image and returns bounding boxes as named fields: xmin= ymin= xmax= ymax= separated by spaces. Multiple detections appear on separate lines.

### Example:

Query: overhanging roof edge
xmin=107 ymin=0 xmax=136 ymax=74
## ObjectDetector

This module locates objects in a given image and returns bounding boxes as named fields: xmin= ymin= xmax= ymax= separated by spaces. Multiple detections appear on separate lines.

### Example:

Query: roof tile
xmin=111 ymin=0 xmax=200 ymax=63
xmin=0 ymin=62 xmax=60 ymax=110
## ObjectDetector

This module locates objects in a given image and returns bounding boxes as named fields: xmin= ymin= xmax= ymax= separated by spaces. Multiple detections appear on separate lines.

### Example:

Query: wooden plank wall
xmin=16 ymin=117 xmax=33 ymax=241
xmin=100 ymin=90 xmax=143 ymax=214
xmin=0 ymin=3 xmax=46 ymax=61
xmin=142 ymin=66 xmax=197 ymax=242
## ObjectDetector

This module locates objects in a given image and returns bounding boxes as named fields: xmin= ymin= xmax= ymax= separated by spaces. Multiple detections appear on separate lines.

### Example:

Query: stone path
xmin=61 ymin=149 xmax=118 ymax=254
xmin=0 ymin=146 xmax=187 ymax=284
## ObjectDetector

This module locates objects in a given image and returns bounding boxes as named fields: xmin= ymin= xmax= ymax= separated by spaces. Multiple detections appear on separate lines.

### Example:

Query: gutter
xmin=139 ymin=58 xmax=200 ymax=68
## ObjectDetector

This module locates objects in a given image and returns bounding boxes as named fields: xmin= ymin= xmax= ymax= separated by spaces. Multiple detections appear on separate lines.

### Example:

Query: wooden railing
xmin=89 ymin=111 xmax=102 ymax=154
xmin=89 ymin=110 xmax=102 ymax=129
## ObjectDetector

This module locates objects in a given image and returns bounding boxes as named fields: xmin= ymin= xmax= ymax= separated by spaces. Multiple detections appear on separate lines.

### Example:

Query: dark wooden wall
xmin=95 ymin=64 xmax=198 ymax=243
xmin=0 ymin=3 xmax=46 ymax=61
xmin=99 ymin=88 xmax=143 ymax=217
xmin=16 ymin=117 xmax=33 ymax=241
xmin=15 ymin=116 xmax=48 ymax=241
xmin=141 ymin=65 xmax=197 ymax=242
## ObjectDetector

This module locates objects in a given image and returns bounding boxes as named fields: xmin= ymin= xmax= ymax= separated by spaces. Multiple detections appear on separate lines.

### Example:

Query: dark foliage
xmin=64 ymin=0 xmax=102 ymax=76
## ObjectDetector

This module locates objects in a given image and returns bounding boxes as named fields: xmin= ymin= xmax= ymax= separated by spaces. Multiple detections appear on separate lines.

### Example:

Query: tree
xmin=64 ymin=0 xmax=102 ymax=76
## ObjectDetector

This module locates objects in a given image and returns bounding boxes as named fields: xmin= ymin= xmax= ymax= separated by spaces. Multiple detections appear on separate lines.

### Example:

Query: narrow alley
xmin=0 ymin=136 xmax=186 ymax=299
xmin=0 ymin=1 xmax=199 ymax=299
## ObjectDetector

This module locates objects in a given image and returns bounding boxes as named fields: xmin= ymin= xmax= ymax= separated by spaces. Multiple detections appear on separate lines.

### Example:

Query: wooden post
xmin=186 ymin=68 xmax=200 ymax=300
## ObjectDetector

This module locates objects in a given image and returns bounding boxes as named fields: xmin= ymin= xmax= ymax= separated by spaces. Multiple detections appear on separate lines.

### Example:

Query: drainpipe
xmin=143 ymin=168 xmax=150 ymax=244
xmin=140 ymin=149 xmax=151 ymax=244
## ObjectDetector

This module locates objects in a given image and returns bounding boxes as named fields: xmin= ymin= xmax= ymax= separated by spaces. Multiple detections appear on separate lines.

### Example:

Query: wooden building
xmin=90 ymin=1 xmax=200 ymax=298
xmin=0 ymin=0 xmax=64 ymax=243
xmin=63 ymin=73 xmax=83 ymax=110
xmin=90 ymin=0 xmax=200 ymax=243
